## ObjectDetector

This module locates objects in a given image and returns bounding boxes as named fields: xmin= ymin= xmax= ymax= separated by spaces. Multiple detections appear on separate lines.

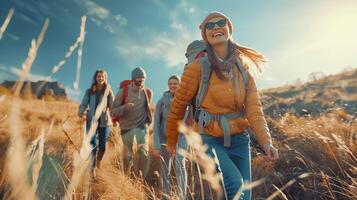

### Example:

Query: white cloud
xmin=188 ymin=7 xmax=195 ymax=14
xmin=14 ymin=12 xmax=38 ymax=26
xmin=83 ymin=1 xmax=110 ymax=20
xmin=89 ymin=17 xmax=103 ymax=26
xmin=10 ymin=67 xmax=53 ymax=81
xmin=116 ymin=0 xmax=200 ymax=68
xmin=104 ymin=14 xmax=128 ymax=33
xmin=64 ymin=85 xmax=82 ymax=102
xmin=117 ymin=22 xmax=193 ymax=68
xmin=0 ymin=65 xmax=53 ymax=82
xmin=113 ymin=14 xmax=128 ymax=26
xmin=6 ymin=32 xmax=20 ymax=41
xmin=12 ymin=1 xmax=69 ymax=26
xmin=169 ymin=0 xmax=197 ymax=20
xmin=74 ymin=0 xmax=127 ymax=33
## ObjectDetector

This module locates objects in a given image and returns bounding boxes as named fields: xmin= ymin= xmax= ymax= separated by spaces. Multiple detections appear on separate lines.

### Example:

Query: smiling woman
xmin=78 ymin=69 xmax=114 ymax=178
xmin=166 ymin=11 xmax=279 ymax=200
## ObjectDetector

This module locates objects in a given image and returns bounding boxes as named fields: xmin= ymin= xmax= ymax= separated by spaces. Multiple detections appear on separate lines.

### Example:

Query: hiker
xmin=78 ymin=69 xmax=114 ymax=176
xmin=166 ymin=12 xmax=279 ymax=200
xmin=152 ymin=41 xmax=206 ymax=199
xmin=111 ymin=67 xmax=153 ymax=180
xmin=153 ymin=75 xmax=189 ymax=199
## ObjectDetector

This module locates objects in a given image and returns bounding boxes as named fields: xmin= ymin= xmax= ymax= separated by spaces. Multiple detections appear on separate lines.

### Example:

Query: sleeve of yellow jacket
xmin=166 ymin=61 xmax=200 ymax=149
xmin=245 ymin=72 xmax=272 ymax=147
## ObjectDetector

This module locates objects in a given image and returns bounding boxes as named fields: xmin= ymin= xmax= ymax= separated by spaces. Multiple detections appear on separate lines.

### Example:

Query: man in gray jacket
xmin=111 ymin=67 xmax=153 ymax=179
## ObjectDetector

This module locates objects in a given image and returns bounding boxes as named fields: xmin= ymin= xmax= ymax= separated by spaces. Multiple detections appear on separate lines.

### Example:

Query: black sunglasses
xmin=205 ymin=19 xmax=227 ymax=30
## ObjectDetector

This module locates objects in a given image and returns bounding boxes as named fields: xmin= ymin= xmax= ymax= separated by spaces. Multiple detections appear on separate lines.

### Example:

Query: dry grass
xmin=261 ymin=68 xmax=357 ymax=118
xmin=251 ymin=109 xmax=357 ymax=199
xmin=0 ymin=97 xmax=147 ymax=199
xmin=2 ymin=96 xmax=355 ymax=199
xmin=0 ymin=8 xmax=14 ymax=40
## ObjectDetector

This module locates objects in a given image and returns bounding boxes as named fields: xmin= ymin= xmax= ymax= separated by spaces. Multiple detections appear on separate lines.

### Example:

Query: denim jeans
xmin=160 ymin=134 xmax=188 ymax=200
xmin=121 ymin=128 xmax=152 ymax=179
xmin=87 ymin=125 xmax=110 ymax=168
xmin=202 ymin=132 xmax=251 ymax=200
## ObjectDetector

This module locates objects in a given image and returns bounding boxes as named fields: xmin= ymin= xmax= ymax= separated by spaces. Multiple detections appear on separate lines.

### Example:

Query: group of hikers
xmin=78 ymin=12 xmax=279 ymax=200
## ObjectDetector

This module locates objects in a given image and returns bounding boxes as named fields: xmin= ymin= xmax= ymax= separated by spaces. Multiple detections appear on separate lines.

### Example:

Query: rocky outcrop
xmin=0 ymin=80 xmax=67 ymax=99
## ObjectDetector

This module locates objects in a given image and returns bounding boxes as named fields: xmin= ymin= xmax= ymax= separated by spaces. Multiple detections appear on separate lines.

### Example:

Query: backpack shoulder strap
xmin=145 ymin=88 xmax=152 ymax=104
xmin=121 ymin=84 xmax=130 ymax=105
xmin=195 ymin=56 xmax=211 ymax=108
xmin=236 ymin=57 xmax=249 ymax=90
xmin=159 ymin=92 xmax=170 ymax=112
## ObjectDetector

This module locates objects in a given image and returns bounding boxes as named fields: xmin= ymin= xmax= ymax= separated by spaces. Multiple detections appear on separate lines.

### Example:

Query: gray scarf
xmin=215 ymin=50 xmax=237 ymax=80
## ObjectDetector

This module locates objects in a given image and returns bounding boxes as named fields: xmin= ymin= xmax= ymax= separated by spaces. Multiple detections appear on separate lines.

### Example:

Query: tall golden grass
xmin=254 ymin=110 xmax=357 ymax=199
xmin=4 ymin=18 xmax=49 ymax=200
xmin=0 ymin=97 xmax=145 ymax=199
xmin=2 ymin=96 xmax=355 ymax=199
xmin=0 ymin=8 xmax=14 ymax=40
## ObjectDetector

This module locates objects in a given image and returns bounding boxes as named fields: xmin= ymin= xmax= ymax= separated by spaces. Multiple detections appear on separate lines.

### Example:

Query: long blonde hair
xmin=231 ymin=39 xmax=267 ymax=72
xmin=206 ymin=39 xmax=266 ymax=80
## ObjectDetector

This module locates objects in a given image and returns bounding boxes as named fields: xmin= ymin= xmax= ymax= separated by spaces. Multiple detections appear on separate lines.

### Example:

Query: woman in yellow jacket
xmin=166 ymin=12 xmax=279 ymax=200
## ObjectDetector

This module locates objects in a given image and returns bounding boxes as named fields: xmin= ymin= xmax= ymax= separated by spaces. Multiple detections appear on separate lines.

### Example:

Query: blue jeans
xmin=202 ymin=132 xmax=251 ymax=200
xmin=160 ymin=134 xmax=188 ymax=200
xmin=87 ymin=125 xmax=110 ymax=168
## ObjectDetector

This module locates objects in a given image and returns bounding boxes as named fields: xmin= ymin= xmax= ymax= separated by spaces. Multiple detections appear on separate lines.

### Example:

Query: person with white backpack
xmin=166 ymin=12 xmax=279 ymax=200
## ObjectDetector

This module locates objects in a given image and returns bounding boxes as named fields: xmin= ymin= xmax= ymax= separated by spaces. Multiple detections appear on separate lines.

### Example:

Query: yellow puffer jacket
xmin=166 ymin=56 xmax=272 ymax=149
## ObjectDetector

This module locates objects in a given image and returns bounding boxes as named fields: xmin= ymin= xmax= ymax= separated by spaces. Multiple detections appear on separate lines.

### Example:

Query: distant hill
xmin=0 ymin=80 xmax=67 ymax=100
xmin=261 ymin=68 xmax=357 ymax=118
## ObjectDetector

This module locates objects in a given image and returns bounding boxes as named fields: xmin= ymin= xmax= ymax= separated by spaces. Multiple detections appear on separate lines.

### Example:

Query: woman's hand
xmin=263 ymin=144 xmax=279 ymax=161
xmin=124 ymin=102 xmax=134 ymax=110
xmin=79 ymin=114 xmax=86 ymax=122
xmin=152 ymin=149 xmax=161 ymax=158
xmin=167 ymin=145 xmax=176 ymax=156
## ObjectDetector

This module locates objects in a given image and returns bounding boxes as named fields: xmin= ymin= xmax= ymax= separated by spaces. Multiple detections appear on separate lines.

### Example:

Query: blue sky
xmin=0 ymin=0 xmax=356 ymax=103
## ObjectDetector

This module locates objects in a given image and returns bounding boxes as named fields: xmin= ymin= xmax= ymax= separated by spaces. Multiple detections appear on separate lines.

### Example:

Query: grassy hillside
xmin=261 ymin=68 xmax=357 ymax=118
xmin=0 ymin=68 xmax=356 ymax=199
xmin=0 ymin=97 xmax=146 ymax=199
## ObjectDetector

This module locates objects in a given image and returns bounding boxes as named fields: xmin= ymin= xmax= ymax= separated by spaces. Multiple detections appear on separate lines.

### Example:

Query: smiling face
xmin=134 ymin=77 xmax=145 ymax=88
xmin=205 ymin=17 xmax=230 ymax=45
xmin=168 ymin=78 xmax=180 ymax=94
xmin=95 ymin=72 xmax=106 ymax=86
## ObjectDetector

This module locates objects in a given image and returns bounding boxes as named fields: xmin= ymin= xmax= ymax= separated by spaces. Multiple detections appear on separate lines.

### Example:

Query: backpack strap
xmin=196 ymin=109 xmax=245 ymax=147
xmin=195 ymin=56 xmax=211 ymax=108
xmin=236 ymin=57 xmax=249 ymax=90
xmin=145 ymin=88 xmax=152 ymax=104
xmin=121 ymin=84 xmax=130 ymax=105
xmin=144 ymin=87 xmax=153 ymax=124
